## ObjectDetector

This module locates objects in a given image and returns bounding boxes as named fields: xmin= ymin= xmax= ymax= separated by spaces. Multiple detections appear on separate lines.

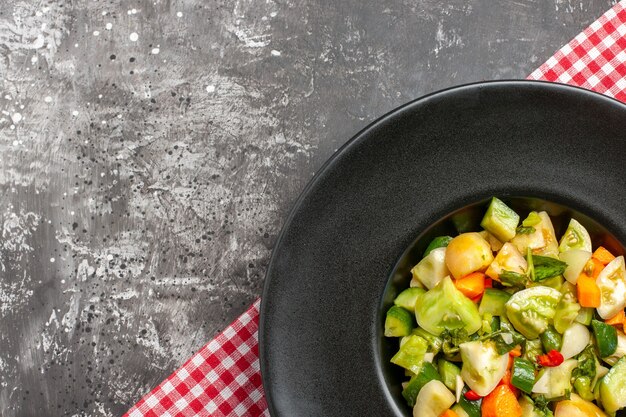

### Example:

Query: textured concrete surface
xmin=0 ymin=0 xmax=618 ymax=415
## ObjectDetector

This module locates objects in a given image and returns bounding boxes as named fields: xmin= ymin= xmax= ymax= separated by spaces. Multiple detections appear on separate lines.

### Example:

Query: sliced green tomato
xmin=603 ymin=329 xmax=626 ymax=366
xmin=479 ymin=288 xmax=511 ymax=317
xmin=423 ymin=236 xmax=453 ymax=258
xmin=559 ymin=219 xmax=592 ymax=253
xmin=599 ymin=356 xmax=626 ymax=413
xmin=402 ymin=362 xmax=441 ymax=408
xmin=412 ymin=379 xmax=455 ymax=417
xmin=560 ymin=322 xmax=590 ymax=360
xmin=444 ymin=233 xmax=494 ymax=279
xmin=535 ymin=211 xmax=560 ymax=257
xmin=391 ymin=335 xmax=428 ymax=374
xmin=411 ymin=247 xmax=450 ymax=290
xmin=532 ymin=358 xmax=578 ymax=399
xmin=505 ymin=286 xmax=562 ymax=339
xmin=437 ymin=359 xmax=461 ymax=391
xmin=575 ymin=307 xmax=594 ymax=326
xmin=394 ymin=287 xmax=426 ymax=311
xmin=479 ymin=230 xmax=504 ymax=252
xmin=596 ymin=256 xmax=626 ymax=319
xmin=591 ymin=319 xmax=618 ymax=358
xmin=512 ymin=212 xmax=546 ymax=254
xmin=485 ymin=242 xmax=527 ymax=280
xmin=384 ymin=306 xmax=414 ymax=337
xmin=553 ymin=282 xmax=581 ymax=333
xmin=480 ymin=197 xmax=520 ymax=242
xmin=409 ymin=276 xmax=425 ymax=289
xmin=415 ymin=276 xmax=482 ymax=336
xmin=554 ymin=393 xmax=609 ymax=417
xmin=512 ymin=211 xmax=559 ymax=257
xmin=459 ymin=340 xmax=509 ymax=396
xmin=559 ymin=250 xmax=592 ymax=284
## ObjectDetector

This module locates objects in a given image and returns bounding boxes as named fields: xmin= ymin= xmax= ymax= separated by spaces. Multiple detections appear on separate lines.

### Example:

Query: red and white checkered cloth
xmin=528 ymin=1 xmax=626 ymax=98
xmin=126 ymin=2 xmax=626 ymax=416
xmin=125 ymin=299 xmax=268 ymax=417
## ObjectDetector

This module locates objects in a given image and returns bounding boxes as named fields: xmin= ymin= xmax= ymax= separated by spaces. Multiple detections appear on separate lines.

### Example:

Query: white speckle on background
xmin=270 ymin=11 xmax=278 ymax=17
xmin=177 ymin=11 xmax=183 ymax=17
xmin=12 ymin=140 xmax=19 ymax=146
xmin=31 ymin=56 xmax=38 ymax=64
xmin=50 ymin=258 xmax=55 ymax=263
xmin=106 ymin=23 xmax=113 ymax=30
xmin=229 ymin=26 xmax=271 ymax=48
xmin=11 ymin=113 xmax=22 ymax=123
xmin=206 ymin=85 xmax=216 ymax=93
xmin=129 ymin=32 xmax=139 ymax=42
xmin=151 ymin=47 xmax=160 ymax=54
xmin=44 ymin=96 xmax=52 ymax=103
xmin=93 ymin=30 xmax=100 ymax=36
xmin=72 ymin=110 xmax=79 ymax=116
xmin=271 ymin=50 xmax=281 ymax=56
xmin=32 ymin=34 xmax=45 ymax=49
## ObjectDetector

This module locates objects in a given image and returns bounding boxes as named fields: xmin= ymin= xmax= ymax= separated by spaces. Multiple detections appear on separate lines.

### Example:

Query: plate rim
xmin=258 ymin=79 xmax=626 ymax=416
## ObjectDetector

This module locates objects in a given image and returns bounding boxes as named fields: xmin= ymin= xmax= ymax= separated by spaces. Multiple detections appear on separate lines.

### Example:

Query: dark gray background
xmin=0 ymin=0 xmax=618 ymax=415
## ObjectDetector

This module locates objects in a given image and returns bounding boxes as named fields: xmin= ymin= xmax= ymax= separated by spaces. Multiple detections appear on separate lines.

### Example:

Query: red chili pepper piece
xmin=485 ymin=278 xmax=493 ymax=288
xmin=464 ymin=390 xmax=482 ymax=401
xmin=537 ymin=349 xmax=564 ymax=367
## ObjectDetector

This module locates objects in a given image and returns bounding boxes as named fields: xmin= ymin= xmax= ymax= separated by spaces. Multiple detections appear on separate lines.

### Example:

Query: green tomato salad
xmin=385 ymin=198 xmax=626 ymax=417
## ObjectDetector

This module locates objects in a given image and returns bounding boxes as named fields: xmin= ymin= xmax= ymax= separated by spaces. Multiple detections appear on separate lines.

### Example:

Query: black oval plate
xmin=259 ymin=81 xmax=626 ymax=417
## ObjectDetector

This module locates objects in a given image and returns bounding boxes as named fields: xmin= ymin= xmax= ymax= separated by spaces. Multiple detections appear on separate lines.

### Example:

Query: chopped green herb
xmin=499 ymin=270 xmax=528 ymax=287
xmin=531 ymin=255 xmax=568 ymax=281
xmin=440 ymin=328 xmax=470 ymax=356
xmin=527 ymin=247 xmax=535 ymax=281
xmin=516 ymin=226 xmax=536 ymax=234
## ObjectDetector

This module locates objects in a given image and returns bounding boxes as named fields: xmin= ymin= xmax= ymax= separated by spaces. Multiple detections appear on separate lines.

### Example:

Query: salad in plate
xmin=385 ymin=198 xmax=626 ymax=417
